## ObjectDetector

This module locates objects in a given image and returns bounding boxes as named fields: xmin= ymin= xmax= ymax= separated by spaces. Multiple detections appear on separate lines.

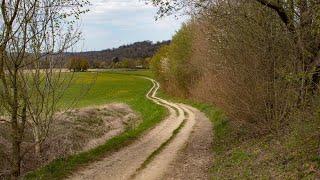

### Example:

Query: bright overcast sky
xmin=77 ymin=0 xmax=187 ymax=51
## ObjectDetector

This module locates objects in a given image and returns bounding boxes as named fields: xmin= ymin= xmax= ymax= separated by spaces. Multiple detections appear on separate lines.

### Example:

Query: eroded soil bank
xmin=0 ymin=103 xmax=140 ymax=178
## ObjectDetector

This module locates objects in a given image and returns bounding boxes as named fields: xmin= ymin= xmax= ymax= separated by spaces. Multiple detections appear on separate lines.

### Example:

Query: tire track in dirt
xmin=68 ymin=78 xmax=212 ymax=180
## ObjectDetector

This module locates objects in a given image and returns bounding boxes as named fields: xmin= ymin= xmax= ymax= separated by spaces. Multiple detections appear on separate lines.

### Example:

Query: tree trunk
xmin=11 ymin=113 xmax=21 ymax=179
xmin=11 ymin=136 xmax=21 ymax=179
xmin=10 ymin=68 xmax=23 ymax=179
xmin=33 ymin=126 xmax=41 ymax=156
xmin=11 ymin=85 xmax=21 ymax=178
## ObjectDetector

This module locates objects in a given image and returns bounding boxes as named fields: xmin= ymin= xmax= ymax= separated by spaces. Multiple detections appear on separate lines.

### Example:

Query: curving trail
xmin=68 ymin=78 xmax=213 ymax=180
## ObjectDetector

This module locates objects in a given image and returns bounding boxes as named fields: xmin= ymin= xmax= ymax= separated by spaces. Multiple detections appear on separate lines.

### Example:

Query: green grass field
xmin=25 ymin=71 xmax=166 ymax=179
xmin=61 ymin=71 xmax=154 ymax=107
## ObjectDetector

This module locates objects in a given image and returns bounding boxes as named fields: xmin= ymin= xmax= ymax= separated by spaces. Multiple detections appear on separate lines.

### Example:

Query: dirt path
xmin=68 ymin=78 xmax=213 ymax=180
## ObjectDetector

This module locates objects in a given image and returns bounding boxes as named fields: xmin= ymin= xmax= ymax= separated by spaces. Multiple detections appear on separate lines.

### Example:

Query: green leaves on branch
xmin=150 ymin=23 xmax=194 ymax=97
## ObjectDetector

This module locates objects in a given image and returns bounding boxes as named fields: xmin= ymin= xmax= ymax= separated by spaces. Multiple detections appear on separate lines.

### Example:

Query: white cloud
xmin=78 ymin=0 xmax=187 ymax=50
xmin=89 ymin=0 xmax=153 ymax=14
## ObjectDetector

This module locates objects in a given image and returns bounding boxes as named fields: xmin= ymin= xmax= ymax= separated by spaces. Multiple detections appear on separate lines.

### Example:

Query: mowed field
xmin=26 ymin=70 xmax=167 ymax=179
xmin=62 ymin=70 xmax=158 ymax=109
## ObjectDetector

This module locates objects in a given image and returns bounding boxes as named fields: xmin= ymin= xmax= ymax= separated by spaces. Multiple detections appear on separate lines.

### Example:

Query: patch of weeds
xmin=312 ymin=156 xmax=320 ymax=166
xmin=231 ymin=149 xmax=250 ymax=165
xmin=75 ymin=116 xmax=103 ymax=126
xmin=211 ymin=111 xmax=228 ymax=139
xmin=101 ymin=110 xmax=114 ymax=116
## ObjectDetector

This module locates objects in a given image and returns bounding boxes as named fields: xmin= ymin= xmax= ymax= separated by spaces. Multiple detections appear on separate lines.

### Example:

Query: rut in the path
xmin=68 ymin=78 xmax=212 ymax=180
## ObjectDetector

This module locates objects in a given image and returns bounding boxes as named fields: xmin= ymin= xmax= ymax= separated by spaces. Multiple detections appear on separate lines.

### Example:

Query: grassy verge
xmin=158 ymin=88 xmax=320 ymax=179
xmin=25 ymin=71 xmax=166 ymax=179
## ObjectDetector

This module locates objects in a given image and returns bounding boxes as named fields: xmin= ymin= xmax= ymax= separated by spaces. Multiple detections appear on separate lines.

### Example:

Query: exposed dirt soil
xmin=68 ymin=79 xmax=213 ymax=180
xmin=0 ymin=103 xmax=139 ymax=178
xmin=54 ymin=103 xmax=139 ymax=148
xmin=161 ymin=105 xmax=213 ymax=180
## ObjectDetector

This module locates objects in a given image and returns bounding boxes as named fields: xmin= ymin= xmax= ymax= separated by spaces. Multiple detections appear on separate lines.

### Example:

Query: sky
xmin=77 ymin=0 xmax=187 ymax=51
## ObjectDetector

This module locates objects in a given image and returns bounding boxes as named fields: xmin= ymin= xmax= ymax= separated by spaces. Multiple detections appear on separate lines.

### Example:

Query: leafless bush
xmin=188 ymin=2 xmax=304 ymax=134
xmin=152 ymin=0 xmax=320 ymax=136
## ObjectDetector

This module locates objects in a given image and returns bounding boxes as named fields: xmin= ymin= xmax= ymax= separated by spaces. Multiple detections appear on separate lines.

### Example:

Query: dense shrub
xmin=68 ymin=57 xmax=90 ymax=72
xmin=150 ymin=45 xmax=170 ymax=83
xmin=151 ymin=24 xmax=196 ymax=97
xmin=151 ymin=1 xmax=319 ymax=135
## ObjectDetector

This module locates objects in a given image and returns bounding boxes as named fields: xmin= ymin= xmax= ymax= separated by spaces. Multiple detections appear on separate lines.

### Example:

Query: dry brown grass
xmin=0 ymin=103 xmax=140 ymax=178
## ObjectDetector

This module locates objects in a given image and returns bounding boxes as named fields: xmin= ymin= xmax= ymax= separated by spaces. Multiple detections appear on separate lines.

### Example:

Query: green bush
xmin=150 ymin=23 xmax=195 ymax=97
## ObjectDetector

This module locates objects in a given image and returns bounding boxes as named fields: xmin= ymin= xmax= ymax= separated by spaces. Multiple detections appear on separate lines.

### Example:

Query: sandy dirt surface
xmin=68 ymin=79 xmax=213 ymax=180
xmin=161 ymin=105 xmax=213 ymax=180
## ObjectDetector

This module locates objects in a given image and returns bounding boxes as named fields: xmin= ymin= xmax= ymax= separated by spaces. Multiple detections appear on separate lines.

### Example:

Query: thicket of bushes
xmin=151 ymin=0 xmax=320 ymax=177
xmin=151 ymin=24 xmax=194 ymax=97
xmin=68 ymin=57 xmax=90 ymax=72
xmin=111 ymin=58 xmax=150 ymax=69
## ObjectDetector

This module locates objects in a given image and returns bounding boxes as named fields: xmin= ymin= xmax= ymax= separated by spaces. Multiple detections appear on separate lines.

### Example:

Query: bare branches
xmin=255 ymin=0 xmax=296 ymax=32
xmin=255 ymin=0 xmax=289 ymax=24
xmin=0 ymin=0 xmax=89 ymax=178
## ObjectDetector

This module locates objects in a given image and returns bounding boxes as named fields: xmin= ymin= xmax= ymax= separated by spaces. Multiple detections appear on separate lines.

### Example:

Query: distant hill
xmin=66 ymin=40 xmax=171 ymax=63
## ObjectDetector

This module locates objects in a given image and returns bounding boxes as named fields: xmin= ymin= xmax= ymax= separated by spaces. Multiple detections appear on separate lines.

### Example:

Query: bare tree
xmin=0 ymin=0 xmax=89 ymax=178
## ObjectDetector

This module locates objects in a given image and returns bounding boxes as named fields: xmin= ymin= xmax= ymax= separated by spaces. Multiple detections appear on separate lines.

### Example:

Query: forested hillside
xmin=66 ymin=40 xmax=170 ymax=68
xmin=151 ymin=0 xmax=320 ymax=178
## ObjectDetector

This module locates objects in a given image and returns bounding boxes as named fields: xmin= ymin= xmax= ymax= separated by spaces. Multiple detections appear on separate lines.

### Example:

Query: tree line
xmin=66 ymin=56 xmax=150 ymax=70
xmin=65 ymin=40 xmax=170 ymax=68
